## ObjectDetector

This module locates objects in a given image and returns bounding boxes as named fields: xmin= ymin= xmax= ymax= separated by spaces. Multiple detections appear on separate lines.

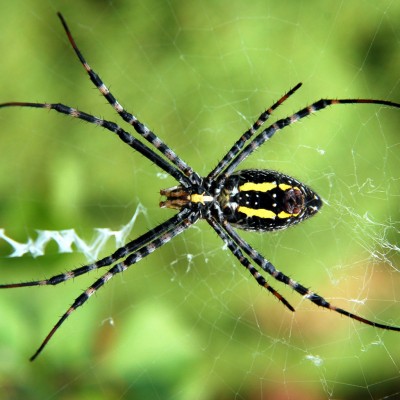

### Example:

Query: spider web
xmin=1 ymin=1 xmax=400 ymax=399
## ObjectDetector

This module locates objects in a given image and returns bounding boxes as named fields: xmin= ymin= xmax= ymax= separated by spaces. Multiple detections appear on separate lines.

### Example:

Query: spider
xmin=1 ymin=13 xmax=400 ymax=362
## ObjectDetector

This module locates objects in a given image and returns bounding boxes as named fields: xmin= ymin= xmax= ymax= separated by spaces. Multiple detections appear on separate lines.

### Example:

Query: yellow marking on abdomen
xmin=239 ymin=181 xmax=277 ymax=192
xmin=238 ymin=206 xmax=276 ymax=219
xmin=238 ymin=207 xmax=298 ymax=219
xmin=277 ymin=210 xmax=298 ymax=218
xmin=278 ymin=183 xmax=291 ymax=191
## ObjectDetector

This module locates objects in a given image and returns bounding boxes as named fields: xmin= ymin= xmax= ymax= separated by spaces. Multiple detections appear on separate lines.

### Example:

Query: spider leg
xmin=222 ymin=220 xmax=400 ymax=332
xmin=56 ymin=13 xmax=200 ymax=184
xmin=0 ymin=101 xmax=189 ymax=186
xmin=220 ymin=97 xmax=400 ymax=178
xmin=206 ymin=216 xmax=294 ymax=312
xmin=29 ymin=209 xmax=200 ymax=361
xmin=0 ymin=211 xmax=192 ymax=289
xmin=207 ymin=82 xmax=302 ymax=181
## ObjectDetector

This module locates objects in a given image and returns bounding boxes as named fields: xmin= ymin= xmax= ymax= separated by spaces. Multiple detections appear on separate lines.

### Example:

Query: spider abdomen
xmin=220 ymin=169 xmax=322 ymax=232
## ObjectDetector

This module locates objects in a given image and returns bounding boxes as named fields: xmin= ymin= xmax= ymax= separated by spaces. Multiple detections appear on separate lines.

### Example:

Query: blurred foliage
xmin=0 ymin=1 xmax=400 ymax=399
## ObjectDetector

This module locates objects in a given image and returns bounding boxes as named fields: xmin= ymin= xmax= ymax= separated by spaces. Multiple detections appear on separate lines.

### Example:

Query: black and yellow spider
xmin=1 ymin=13 xmax=400 ymax=361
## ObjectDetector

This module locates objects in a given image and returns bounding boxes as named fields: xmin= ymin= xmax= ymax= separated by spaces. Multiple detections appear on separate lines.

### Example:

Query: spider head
xmin=160 ymin=185 xmax=214 ymax=210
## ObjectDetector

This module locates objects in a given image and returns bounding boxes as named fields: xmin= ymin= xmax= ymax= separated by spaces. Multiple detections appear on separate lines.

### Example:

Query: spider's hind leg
xmin=222 ymin=220 xmax=400 ymax=332
xmin=206 ymin=216 xmax=295 ymax=312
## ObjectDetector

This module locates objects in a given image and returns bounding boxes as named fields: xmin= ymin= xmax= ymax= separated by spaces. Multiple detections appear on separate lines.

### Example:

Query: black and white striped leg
xmin=206 ymin=216 xmax=294 ymax=312
xmin=222 ymin=220 xmax=400 ymax=332
xmin=56 ymin=13 xmax=199 ymax=183
xmin=0 ymin=101 xmax=190 ymax=186
xmin=29 ymin=209 xmax=199 ymax=361
xmin=207 ymin=82 xmax=302 ymax=181
xmin=0 ymin=210 xmax=193 ymax=290
xmin=221 ymin=97 xmax=400 ymax=178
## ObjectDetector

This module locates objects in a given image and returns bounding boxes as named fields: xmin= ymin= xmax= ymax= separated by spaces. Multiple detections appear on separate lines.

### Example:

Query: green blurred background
xmin=1 ymin=1 xmax=400 ymax=399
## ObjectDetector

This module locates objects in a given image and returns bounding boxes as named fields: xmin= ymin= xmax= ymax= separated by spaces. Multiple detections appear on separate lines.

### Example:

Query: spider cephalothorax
xmin=1 ymin=13 xmax=400 ymax=361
